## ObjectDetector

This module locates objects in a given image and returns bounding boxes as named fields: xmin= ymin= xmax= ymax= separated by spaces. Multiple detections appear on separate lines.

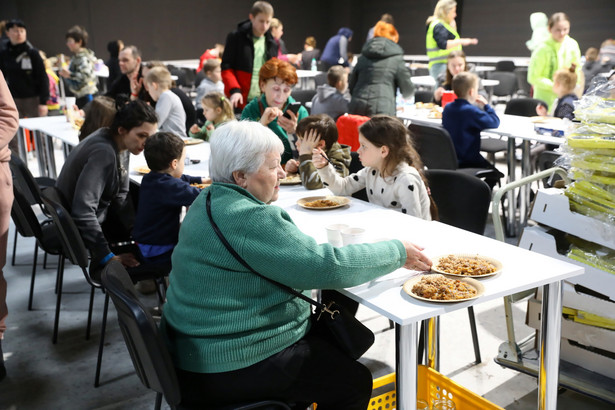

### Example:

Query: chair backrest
xmin=408 ymin=123 xmax=458 ymax=170
xmin=425 ymin=169 xmax=491 ymax=234
xmin=537 ymin=150 xmax=564 ymax=188
xmin=414 ymin=90 xmax=434 ymax=103
xmin=11 ymin=184 xmax=41 ymax=239
xmin=101 ymin=261 xmax=182 ymax=409
xmin=488 ymin=71 xmax=518 ymax=97
xmin=41 ymin=187 xmax=90 ymax=274
xmin=290 ymin=89 xmax=317 ymax=106
xmin=9 ymin=154 xmax=47 ymax=206
xmin=336 ymin=114 xmax=370 ymax=152
xmin=504 ymin=97 xmax=547 ymax=117
xmin=495 ymin=60 xmax=516 ymax=72
xmin=514 ymin=67 xmax=531 ymax=97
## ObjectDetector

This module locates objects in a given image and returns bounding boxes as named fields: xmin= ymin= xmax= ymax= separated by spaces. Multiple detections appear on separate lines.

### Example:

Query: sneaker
xmin=0 ymin=339 xmax=6 ymax=382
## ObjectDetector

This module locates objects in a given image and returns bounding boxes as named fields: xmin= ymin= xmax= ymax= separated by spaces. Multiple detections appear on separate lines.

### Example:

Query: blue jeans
xmin=429 ymin=63 xmax=447 ymax=81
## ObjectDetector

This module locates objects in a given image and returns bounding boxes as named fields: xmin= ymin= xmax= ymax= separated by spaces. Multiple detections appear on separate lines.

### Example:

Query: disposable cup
xmin=65 ymin=97 xmax=76 ymax=109
xmin=325 ymin=224 xmax=349 ymax=247
xmin=341 ymin=227 xmax=366 ymax=246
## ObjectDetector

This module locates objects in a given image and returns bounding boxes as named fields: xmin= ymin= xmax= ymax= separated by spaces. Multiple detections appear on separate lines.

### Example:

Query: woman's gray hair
xmin=209 ymin=121 xmax=285 ymax=183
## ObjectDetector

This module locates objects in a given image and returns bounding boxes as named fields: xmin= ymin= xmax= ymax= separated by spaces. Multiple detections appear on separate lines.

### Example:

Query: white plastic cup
xmin=65 ymin=97 xmax=76 ymax=110
xmin=325 ymin=224 xmax=349 ymax=247
xmin=341 ymin=227 xmax=366 ymax=246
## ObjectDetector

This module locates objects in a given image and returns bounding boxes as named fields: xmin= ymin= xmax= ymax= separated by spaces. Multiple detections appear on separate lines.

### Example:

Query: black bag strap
xmin=205 ymin=191 xmax=330 ymax=313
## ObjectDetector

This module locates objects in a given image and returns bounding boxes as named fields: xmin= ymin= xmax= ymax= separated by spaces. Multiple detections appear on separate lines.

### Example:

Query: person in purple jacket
xmin=133 ymin=132 xmax=209 ymax=264
xmin=442 ymin=72 xmax=503 ymax=187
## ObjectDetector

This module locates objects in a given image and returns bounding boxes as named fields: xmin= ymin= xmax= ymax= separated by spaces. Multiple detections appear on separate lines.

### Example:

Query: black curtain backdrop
xmin=2 ymin=0 xmax=613 ymax=63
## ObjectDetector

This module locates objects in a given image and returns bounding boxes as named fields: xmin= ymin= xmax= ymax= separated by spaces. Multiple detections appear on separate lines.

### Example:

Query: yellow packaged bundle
xmin=571 ymin=168 xmax=615 ymax=186
xmin=570 ymin=158 xmax=615 ymax=173
xmin=574 ymin=98 xmax=615 ymax=124
xmin=565 ymin=180 xmax=615 ymax=221
xmin=567 ymin=247 xmax=615 ymax=276
xmin=562 ymin=306 xmax=615 ymax=329
xmin=566 ymin=134 xmax=615 ymax=150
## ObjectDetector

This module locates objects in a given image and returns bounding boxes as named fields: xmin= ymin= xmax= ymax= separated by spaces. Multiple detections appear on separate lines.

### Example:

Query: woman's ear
xmin=232 ymin=170 xmax=248 ymax=188
xmin=380 ymin=145 xmax=390 ymax=158
xmin=117 ymin=126 xmax=127 ymax=137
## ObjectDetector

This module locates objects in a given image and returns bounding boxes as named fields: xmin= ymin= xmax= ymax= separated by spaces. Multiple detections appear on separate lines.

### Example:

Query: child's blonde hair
xmin=202 ymin=58 xmax=221 ymax=74
xmin=202 ymin=92 xmax=234 ymax=124
xmin=359 ymin=115 xmax=438 ymax=220
xmin=145 ymin=66 xmax=172 ymax=89
xmin=553 ymin=64 xmax=578 ymax=93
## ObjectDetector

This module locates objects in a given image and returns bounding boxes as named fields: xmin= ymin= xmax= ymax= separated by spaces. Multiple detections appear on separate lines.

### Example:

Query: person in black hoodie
xmin=105 ymin=39 xmax=123 ymax=91
xmin=221 ymin=1 xmax=278 ymax=110
xmin=0 ymin=19 xmax=49 ymax=153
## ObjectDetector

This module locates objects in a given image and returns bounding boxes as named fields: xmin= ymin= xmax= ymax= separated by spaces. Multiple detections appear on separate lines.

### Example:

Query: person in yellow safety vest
xmin=425 ymin=0 xmax=478 ymax=80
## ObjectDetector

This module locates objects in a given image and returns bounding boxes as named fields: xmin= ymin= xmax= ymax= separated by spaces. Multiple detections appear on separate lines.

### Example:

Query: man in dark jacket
xmin=221 ymin=1 xmax=278 ymax=110
xmin=320 ymin=28 xmax=353 ymax=70
xmin=105 ymin=45 xmax=143 ymax=100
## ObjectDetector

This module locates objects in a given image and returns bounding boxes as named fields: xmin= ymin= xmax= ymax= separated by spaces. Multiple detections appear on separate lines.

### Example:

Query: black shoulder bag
xmin=205 ymin=191 xmax=374 ymax=360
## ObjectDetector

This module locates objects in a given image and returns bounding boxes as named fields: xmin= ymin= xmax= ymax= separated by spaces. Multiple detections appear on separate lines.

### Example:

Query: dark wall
xmin=3 ymin=0 xmax=613 ymax=63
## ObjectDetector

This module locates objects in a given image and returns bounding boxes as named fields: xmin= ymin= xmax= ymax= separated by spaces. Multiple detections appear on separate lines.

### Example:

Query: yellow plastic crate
xmin=368 ymin=365 xmax=503 ymax=410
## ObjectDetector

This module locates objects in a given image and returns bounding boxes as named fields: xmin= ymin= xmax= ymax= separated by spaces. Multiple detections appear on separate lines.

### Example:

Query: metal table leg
xmin=43 ymin=134 xmax=57 ymax=178
xmin=505 ymin=136 xmax=517 ymax=236
xmin=397 ymin=321 xmax=419 ymax=410
xmin=518 ymin=140 xmax=532 ymax=227
xmin=538 ymin=281 xmax=563 ymax=410
xmin=33 ymin=130 xmax=49 ymax=178
xmin=17 ymin=127 xmax=28 ymax=163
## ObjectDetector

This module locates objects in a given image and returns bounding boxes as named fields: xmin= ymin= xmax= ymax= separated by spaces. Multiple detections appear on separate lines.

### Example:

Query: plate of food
xmin=297 ymin=196 xmax=350 ymax=210
xmin=183 ymin=138 xmax=204 ymax=145
xmin=190 ymin=182 xmax=211 ymax=189
xmin=280 ymin=173 xmax=301 ymax=185
xmin=403 ymin=274 xmax=484 ymax=303
xmin=415 ymin=102 xmax=435 ymax=109
xmin=431 ymin=254 xmax=502 ymax=278
xmin=134 ymin=166 xmax=151 ymax=174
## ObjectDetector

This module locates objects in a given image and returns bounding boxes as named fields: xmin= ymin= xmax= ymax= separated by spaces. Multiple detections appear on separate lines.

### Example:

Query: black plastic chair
xmin=10 ymin=185 xmax=62 ymax=312
xmin=414 ymin=90 xmax=434 ymax=103
xmin=290 ymin=89 xmax=316 ymax=106
xmin=488 ymin=71 xmax=518 ymax=104
xmin=9 ymin=154 xmax=55 ymax=266
xmin=514 ymin=67 xmax=531 ymax=97
xmin=102 ymin=261 xmax=292 ymax=410
xmin=537 ymin=151 xmax=564 ymax=188
xmin=408 ymin=122 xmax=501 ymax=187
xmin=42 ymin=187 xmax=170 ymax=387
xmin=495 ymin=60 xmax=516 ymax=72
xmin=505 ymin=97 xmax=548 ymax=117
xmin=423 ymin=169 xmax=492 ymax=366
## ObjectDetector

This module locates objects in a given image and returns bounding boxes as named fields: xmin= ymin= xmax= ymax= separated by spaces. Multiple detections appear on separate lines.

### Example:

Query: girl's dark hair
xmin=359 ymin=115 xmax=438 ymax=220
xmin=79 ymin=96 xmax=117 ymax=141
xmin=110 ymin=99 xmax=158 ymax=135
xmin=144 ymin=132 xmax=185 ymax=172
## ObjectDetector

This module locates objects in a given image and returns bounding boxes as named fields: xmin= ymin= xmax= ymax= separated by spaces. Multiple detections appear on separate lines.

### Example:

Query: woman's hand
xmin=461 ymin=38 xmax=479 ymax=46
xmin=113 ymin=253 xmax=141 ymax=268
xmin=230 ymin=93 xmax=243 ymax=108
xmin=299 ymin=128 xmax=321 ymax=156
xmin=311 ymin=147 xmax=328 ymax=169
xmin=400 ymin=241 xmax=432 ymax=271
xmin=260 ymin=107 xmax=281 ymax=126
xmin=189 ymin=124 xmax=200 ymax=134
xmin=285 ymin=159 xmax=299 ymax=173
xmin=277 ymin=109 xmax=298 ymax=134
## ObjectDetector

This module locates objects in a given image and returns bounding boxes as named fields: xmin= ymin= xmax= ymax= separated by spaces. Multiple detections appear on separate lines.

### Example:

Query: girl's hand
xmin=400 ymin=241 xmax=432 ymax=271
xmin=299 ymin=128 xmax=321 ymax=156
xmin=206 ymin=123 xmax=215 ymax=131
xmin=189 ymin=124 xmax=201 ymax=134
xmin=311 ymin=147 xmax=328 ymax=169
xmin=285 ymin=159 xmax=299 ymax=174
xmin=277 ymin=109 xmax=298 ymax=134
xmin=260 ymin=107 xmax=281 ymax=126
xmin=433 ymin=87 xmax=444 ymax=102
xmin=536 ymin=104 xmax=548 ymax=117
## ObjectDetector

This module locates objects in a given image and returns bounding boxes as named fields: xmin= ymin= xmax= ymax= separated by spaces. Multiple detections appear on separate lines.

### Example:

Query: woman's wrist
xmin=100 ymin=252 xmax=115 ymax=265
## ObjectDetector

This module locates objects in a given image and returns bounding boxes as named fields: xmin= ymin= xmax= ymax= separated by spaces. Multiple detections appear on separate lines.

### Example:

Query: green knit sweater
xmin=160 ymin=183 xmax=406 ymax=373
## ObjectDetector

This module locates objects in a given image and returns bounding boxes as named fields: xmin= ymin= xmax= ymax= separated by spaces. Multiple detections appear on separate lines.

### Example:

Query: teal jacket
xmin=241 ymin=94 xmax=309 ymax=164
xmin=528 ymin=35 xmax=580 ymax=109
xmin=160 ymin=183 xmax=406 ymax=373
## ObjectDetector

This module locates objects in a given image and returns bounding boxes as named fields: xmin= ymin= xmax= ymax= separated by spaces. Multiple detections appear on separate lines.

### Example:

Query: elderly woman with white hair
xmin=160 ymin=120 xmax=432 ymax=409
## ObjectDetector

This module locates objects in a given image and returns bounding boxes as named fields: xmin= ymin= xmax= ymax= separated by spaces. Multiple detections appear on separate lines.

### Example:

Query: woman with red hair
xmin=349 ymin=22 xmax=414 ymax=116
xmin=241 ymin=58 xmax=308 ymax=164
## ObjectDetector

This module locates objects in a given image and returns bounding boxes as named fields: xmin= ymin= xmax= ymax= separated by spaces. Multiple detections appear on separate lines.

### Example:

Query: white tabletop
xmin=410 ymin=76 xmax=499 ymax=89
xmin=296 ymin=70 xmax=324 ymax=78
xmin=160 ymin=59 xmax=199 ymax=70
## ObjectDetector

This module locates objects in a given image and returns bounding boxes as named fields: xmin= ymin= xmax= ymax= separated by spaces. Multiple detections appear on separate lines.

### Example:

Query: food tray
xmin=368 ymin=367 xmax=503 ymax=410
xmin=431 ymin=254 xmax=502 ymax=278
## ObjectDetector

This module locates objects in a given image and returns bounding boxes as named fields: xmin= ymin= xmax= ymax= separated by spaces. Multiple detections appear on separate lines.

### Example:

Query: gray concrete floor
xmin=1 ymin=143 xmax=613 ymax=409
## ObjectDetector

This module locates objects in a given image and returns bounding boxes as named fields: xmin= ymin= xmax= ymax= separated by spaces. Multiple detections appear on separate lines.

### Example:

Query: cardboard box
xmin=560 ymin=337 xmax=615 ymax=380
xmin=530 ymin=189 xmax=615 ymax=250
xmin=519 ymin=226 xmax=615 ymax=302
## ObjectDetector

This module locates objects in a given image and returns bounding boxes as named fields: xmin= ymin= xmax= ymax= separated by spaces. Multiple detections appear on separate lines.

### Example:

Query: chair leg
xmin=94 ymin=292 xmax=110 ymax=388
xmin=467 ymin=307 xmax=482 ymax=364
xmin=52 ymin=256 xmax=65 ymax=344
xmin=11 ymin=228 xmax=17 ymax=266
xmin=43 ymin=251 xmax=48 ymax=269
xmin=86 ymin=286 xmax=95 ymax=340
xmin=28 ymin=244 xmax=39 ymax=311
xmin=154 ymin=392 xmax=162 ymax=410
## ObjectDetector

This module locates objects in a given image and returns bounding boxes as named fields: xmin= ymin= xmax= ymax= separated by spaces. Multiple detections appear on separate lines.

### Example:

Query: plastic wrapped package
xmin=566 ymin=234 xmax=615 ymax=276
xmin=571 ymin=168 xmax=615 ymax=186
xmin=573 ymin=81 xmax=615 ymax=124
xmin=565 ymin=180 xmax=615 ymax=223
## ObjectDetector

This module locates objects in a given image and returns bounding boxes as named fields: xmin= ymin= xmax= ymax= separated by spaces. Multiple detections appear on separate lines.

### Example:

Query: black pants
xmin=176 ymin=329 xmax=373 ymax=410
